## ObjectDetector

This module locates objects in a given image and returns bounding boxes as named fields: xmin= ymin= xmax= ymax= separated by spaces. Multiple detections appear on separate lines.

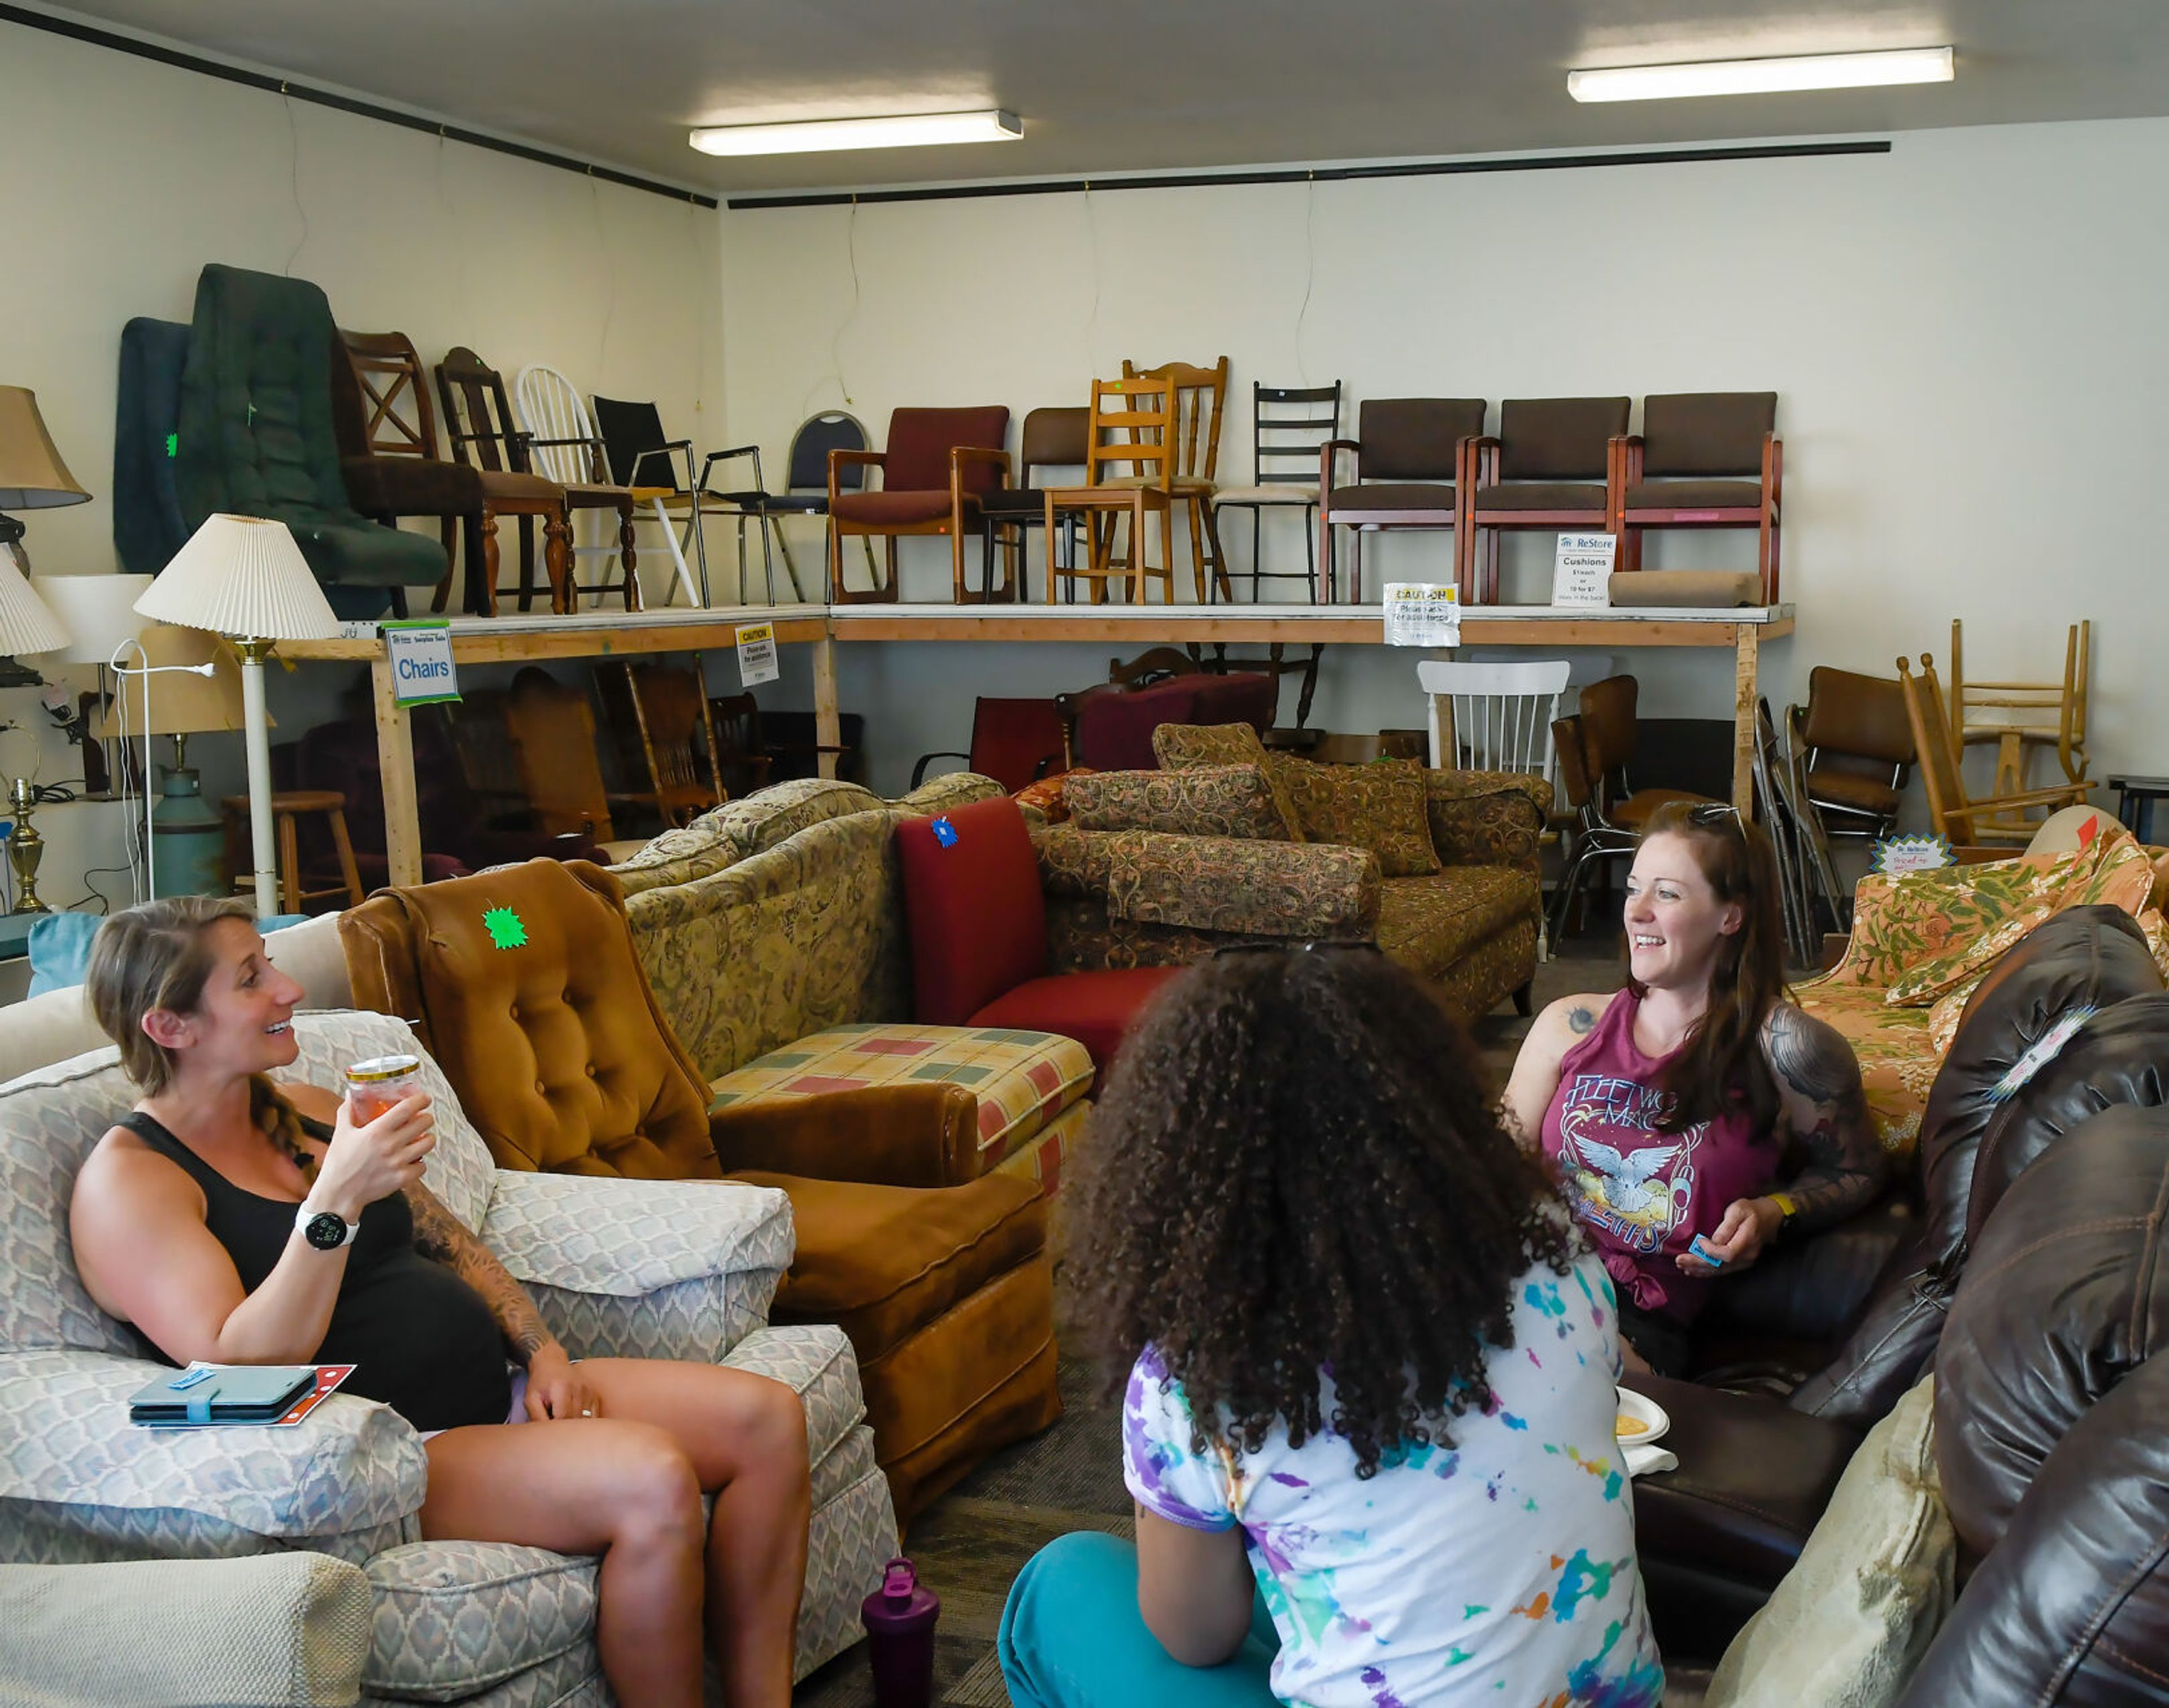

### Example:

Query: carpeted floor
xmin=792 ymin=940 xmax=1626 ymax=1706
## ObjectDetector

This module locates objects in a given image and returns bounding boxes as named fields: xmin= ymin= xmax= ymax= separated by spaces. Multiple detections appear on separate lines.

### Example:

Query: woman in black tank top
xmin=69 ymin=897 xmax=811 ymax=1708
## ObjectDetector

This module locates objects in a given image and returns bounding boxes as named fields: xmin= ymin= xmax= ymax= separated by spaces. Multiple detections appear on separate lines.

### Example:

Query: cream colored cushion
xmin=1606 ymin=569 xmax=1762 ymax=608
xmin=0 ymin=1553 xmax=371 ymax=1707
xmin=1704 ymin=1376 xmax=1953 ymax=1708
xmin=2024 ymin=804 xmax=2118 ymax=858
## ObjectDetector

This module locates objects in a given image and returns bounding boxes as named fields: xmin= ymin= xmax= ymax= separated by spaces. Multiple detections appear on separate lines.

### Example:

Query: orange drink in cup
xmin=345 ymin=1054 xmax=422 ymax=1126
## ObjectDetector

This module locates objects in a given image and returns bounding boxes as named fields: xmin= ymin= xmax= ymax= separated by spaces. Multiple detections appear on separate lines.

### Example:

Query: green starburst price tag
xmin=483 ymin=907 xmax=528 ymax=950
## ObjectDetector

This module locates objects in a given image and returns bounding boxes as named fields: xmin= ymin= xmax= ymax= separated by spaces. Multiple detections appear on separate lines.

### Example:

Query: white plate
xmin=1615 ymin=1387 xmax=1670 ymax=1448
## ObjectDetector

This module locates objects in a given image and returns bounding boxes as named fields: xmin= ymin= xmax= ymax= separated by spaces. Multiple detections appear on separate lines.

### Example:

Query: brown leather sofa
xmin=1628 ymin=903 xmax=2169 ymax=1694
xmin=340 ymin=857 xmax=1060 ymax=1518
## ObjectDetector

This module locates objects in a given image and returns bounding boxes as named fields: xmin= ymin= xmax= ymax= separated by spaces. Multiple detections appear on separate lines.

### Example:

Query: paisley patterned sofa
xmin=0 ymin=1008 xmax=895 ymax=1707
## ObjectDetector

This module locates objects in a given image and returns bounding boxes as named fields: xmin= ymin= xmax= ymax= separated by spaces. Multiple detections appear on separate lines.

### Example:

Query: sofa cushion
xmin=364 ymin=1541 xmax=595 ymax=1701
xmin=1151 ymin=721 xmax=1268 ymax=768
xmin=742 ymin=1167 xmax=1046 ymax=1353
xmin=896 ymin=795 xmax=1047 ymax=1026
xmin=1373 ymin=868 xmax=1538 ymax=976
xmin=1788 ymin=982 xmax=1936 ymax=1161
xmin=970 ymin=967 xmax=1184 ymax=1070
xmin=991 ymin=1097 xmax=1090 ymax=1199
xmin=1702 ymin=1378 xmax=1950 ymax=1708
xmin=708 ymin=1022 xmax=1091 ymax=1169
xmin=1264 ymin=756 xmax=1440 ymax=877
xmin=1012 ymin=766 xmax=1094 ymax=825
xmin=1066 ymin=765 xmax=1294 ymax=840
xmin=615 ymin=778 xmax=883 ymax=894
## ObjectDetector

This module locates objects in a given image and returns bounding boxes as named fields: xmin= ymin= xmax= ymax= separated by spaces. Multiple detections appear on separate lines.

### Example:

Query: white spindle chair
xmin=1419 ymin=657 xmax=1573 ymax=958
xmin=512 ymin=364 xmax=702 ymax=609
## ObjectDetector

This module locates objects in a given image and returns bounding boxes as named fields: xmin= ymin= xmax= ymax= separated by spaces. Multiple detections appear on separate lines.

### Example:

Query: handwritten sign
xmin=734 ymin=622 xmax=780 ymax=687
xmin=382 ymin=620 xmax=460 ymax=707
xmin=1552 ymin=533 xmax=1617 ymax=608
xmin=1383 ymin=583 xmax=1460 ymax=647
xmin=1872 ymin=834 xmax=1954 ymax=876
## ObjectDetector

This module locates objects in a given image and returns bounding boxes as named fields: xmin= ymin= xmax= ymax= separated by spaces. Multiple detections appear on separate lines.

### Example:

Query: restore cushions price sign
xmin=1552 ymin=532 xmax=1617 ymax=608
xmin=382 ymin=620 xmax=460 ymax=707
xmin=735 ymin=622 xmax=781 ymax=686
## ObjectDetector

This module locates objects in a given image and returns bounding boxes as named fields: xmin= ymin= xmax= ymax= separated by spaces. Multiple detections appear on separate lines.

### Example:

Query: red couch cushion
xmin=896 ymin=794 xmax=1047 ymax=1025
xmin=971 ymin=966 xmax=1184 ymax=1069
xmin=1074 ymin=672 xmax=1278 ymax=770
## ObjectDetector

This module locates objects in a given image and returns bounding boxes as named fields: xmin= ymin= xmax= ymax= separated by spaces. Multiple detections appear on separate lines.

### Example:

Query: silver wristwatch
xmin=295 ymin=1201 xmax=359 ymax=1252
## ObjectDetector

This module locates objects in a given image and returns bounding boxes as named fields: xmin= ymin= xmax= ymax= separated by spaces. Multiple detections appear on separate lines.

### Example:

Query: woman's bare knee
xmin=611 ymin=1427 xmax=705 ymax=1546
xmin=743 ymin=1378 xmax=808 ymax=1475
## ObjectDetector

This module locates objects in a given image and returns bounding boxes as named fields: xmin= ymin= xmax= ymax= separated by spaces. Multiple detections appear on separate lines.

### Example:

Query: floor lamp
xmin=133 ymin=516 xmax=339 ymax=921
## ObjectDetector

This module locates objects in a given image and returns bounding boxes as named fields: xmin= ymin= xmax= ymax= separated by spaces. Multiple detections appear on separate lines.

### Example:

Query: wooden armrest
xmin=829 ymin=447 xmax=884 ymax=500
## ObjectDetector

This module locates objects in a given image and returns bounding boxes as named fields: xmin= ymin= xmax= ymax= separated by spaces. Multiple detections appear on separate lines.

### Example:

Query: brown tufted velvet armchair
xmin=339 ymin=858 xmax=1060 ymax=1518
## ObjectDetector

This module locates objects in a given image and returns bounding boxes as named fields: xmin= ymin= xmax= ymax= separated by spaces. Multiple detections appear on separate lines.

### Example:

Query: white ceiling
xmin=32 ymin=0 xmax=2169 ymax=195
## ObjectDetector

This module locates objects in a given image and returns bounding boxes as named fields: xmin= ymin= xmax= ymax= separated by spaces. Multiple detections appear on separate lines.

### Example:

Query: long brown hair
xmin=1627 ymin=800 xmax=1788 ymax=1133
xmin=1068 ymin=947 xmax=1576 ymax=1478
xmin=85 ymin=897 xmax=315 ymax=1170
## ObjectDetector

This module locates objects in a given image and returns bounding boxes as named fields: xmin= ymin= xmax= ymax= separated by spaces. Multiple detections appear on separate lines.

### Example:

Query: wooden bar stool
xmin=220 ymin=790 xmax=365 ymax=912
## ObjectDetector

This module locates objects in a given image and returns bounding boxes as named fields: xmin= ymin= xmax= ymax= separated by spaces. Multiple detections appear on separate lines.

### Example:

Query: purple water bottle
xmin=860 ymin=1555 xmax=939 ymax=1708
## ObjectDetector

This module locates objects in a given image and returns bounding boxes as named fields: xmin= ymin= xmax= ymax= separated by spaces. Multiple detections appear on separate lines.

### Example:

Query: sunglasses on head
xmin=1686 ymin=803 xmax=1744 ymax=829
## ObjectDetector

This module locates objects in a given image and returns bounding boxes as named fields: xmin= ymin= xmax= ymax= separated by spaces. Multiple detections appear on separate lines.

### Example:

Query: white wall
xmin=0 ymin=18 xmax=727 ymax=890
xmin=721 ymin=119 xmax=2166 ymax=801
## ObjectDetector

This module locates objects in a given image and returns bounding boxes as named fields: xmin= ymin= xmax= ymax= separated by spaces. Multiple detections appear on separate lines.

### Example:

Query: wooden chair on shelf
xmin=499 ymin=666 xmax=651 ymax=859
xmin=597 ymin=660 xmax=724 ymax=828
xmin=1044 ymin=373 xmax=1179 ymax=604
xmin=1316 ymin=398 xmax=1487 ymax=603
xmin=1122 ymin=356 xmax=1232 ymax=601
xmin=1610 ymin=392 xmax=1782 ymax=600
xmin=826 ymin=406 xmax=1012 ymax=604
xmin=1787 ymin=666 xmax=1915 ymax=843
xmin=435 ymin=347 xmax=640 ymax=613
xmin=1896 ymin=653 xmax=2094 ymax=846
xmin=707 ymin=692 xmax=774 ymax=799
xmin=1461 ymin=396 xmax=1630 ymax=606
xmin=1948 ymin=618 xmax=2090 ymax=798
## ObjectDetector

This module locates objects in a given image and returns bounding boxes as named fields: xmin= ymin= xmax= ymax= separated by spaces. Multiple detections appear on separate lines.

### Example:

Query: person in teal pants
xmin=998 ymin=947 xmax=1663 ymax=1708
xmin=1000 ymin=1530 xmax=1278 ymax=1707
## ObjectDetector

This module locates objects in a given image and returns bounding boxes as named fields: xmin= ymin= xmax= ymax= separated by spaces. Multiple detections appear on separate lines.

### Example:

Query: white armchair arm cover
xmin=478 ymin=1171 xmax=794 ymax=1364
xmin=0 ymin=1352 xmax=426 ymax=1565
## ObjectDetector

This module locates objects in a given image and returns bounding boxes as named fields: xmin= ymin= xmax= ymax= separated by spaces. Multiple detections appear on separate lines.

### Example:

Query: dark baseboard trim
xmin=728 ymin=138 xmax=1891 ymax=211
xmin=0 ymin=2 xmax=718 ymax=209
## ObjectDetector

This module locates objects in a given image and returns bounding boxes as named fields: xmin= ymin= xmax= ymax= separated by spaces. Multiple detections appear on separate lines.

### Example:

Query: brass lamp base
xmin=8 ymin=776 xmax=47 ymax=914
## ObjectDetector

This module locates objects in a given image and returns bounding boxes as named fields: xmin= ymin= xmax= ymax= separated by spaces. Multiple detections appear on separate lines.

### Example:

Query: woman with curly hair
xmin=999 ymin=947 xmax=1661 ymax=1708
xmin=1501 ymin=801 xmax=1885 ymax=1376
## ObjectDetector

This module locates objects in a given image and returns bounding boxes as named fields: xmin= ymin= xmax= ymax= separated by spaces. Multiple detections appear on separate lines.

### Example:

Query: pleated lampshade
xmin=94 ymin=625 xmax=263 ymax=739
xmin=0 ymin=551 xmax=72 ymax=657
xmin=134 ymin=515 xmax=341 ymax=641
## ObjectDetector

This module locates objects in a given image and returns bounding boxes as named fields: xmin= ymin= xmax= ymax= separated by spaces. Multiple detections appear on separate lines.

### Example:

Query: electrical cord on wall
xmin=805 ymin=195 xmax=863 ymax=416
xmin=281 ymin=83 xmax=311 ymax=276
xmin=1295 ymin=171 xmax=1317 ymax=387
xmin=107 ymin=640 xmax=219 ymax=905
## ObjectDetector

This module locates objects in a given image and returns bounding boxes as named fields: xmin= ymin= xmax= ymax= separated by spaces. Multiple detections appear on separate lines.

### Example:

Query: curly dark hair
xmin=1068 ymin=946 xmax=1576 ymax=1478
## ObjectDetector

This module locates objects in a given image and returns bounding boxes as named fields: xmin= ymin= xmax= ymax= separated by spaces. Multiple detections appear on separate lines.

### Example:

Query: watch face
xmin=304 ymin=1211 xmax=350 ymax=1251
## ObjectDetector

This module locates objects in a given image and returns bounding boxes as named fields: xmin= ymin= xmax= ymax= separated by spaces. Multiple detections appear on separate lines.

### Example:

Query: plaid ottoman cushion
xmin=709 ymin=1023 xmax=1094 ymax=1168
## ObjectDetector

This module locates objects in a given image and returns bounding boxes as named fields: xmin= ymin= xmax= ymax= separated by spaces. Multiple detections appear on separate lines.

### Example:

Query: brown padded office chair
xmin=1462 ymin=396 xmax=1630 ymax=605
xmin=1789 ymin=666 xmax=1916 ymax=842
xmin=1317 ymin=398 xmax=1487 ymax=603
xmin=827 ymin=405 xmax=1012 ymax=604
xmin=1610 ymin=392 xmax=1782 ymax=599
xmin=339 ymin=858 xmax=1060 ymax=1518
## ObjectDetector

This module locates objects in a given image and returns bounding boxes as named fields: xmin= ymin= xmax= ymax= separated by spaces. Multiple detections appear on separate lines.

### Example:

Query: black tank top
xmin=120 ymin=1109 xmax=512 ymax=1432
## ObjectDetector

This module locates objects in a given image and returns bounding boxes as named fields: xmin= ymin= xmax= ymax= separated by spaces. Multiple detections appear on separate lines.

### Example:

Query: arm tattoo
xmin=1498 ymin=1099 xmax=1531 ymax=1148
xmin=1762 ymin=1005 xmax=1888 ymax=1230
xmin=404 ymin=1183 xmax=556 ymax=1366
xmin=1566 ymin=1005 xmax=1597 ymax=1035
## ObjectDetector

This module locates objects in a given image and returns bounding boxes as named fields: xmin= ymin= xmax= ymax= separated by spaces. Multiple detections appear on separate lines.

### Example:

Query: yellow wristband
xmin=1769 ymin=1192 xmax=1799 ymax=1220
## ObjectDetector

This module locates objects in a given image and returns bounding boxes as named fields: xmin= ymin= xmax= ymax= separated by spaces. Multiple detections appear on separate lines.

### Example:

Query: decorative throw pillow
xmin=1702 ymin=1377 xmax=1952 ymax=1708
xmin=1151 ymin=722 xmax=1268 ymax=769
xmin=1884 ymin=834 xmax=2153 ymax=1007
xmin=1261 ymin=756 xmax=1440 ymax=878
xmin=1012 ymin=767 xmax=1094 ymax=826
xmin=1066 ymin=766 xmax=1293 ymax=841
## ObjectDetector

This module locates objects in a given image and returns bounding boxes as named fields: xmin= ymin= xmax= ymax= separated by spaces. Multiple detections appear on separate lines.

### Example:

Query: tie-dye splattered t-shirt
xmin=1122 ymin=1251 xmax=1661 ymax=1708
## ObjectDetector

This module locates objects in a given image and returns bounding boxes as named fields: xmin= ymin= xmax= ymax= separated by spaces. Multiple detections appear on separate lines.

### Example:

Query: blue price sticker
xmin=930 ymin=816 xmax=960 ymax=849
xmin=1687 ymin=1234 xmax=1724 ymax=1269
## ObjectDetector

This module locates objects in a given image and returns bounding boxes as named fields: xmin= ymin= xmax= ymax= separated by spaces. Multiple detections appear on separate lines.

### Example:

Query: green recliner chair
xmin=175 ymin=264 xmax=446 ymax=617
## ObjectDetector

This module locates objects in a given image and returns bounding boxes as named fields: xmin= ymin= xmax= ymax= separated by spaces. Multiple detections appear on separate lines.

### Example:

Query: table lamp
xmin=36 ymin=572 xmax=154 ymax=796
xmin=94 ymin=625 xmax=255 ymax=899
xmin=0 ymin=387 xmax=91 ymax=577
xmin=0 ymin=555 xmax=72 ymax=912
xmin=134 ymin=516 xmax=339 ymax=920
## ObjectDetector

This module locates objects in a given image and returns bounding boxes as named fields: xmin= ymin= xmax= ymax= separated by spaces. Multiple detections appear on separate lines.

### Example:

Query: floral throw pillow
xmin=1012 ymin=767 xmax=1094 ymax=826
xmin=1152 ymin=722 xmax=1268 ymax=769
xmin=1065 ymin=765 xmax=1293 ymax=841
xmin=1260 ymin=756 xmax=1441 ymax=878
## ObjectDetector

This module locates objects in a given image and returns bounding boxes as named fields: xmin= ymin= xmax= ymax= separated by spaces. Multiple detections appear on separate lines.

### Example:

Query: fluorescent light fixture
xmin=1568 ymin=46 xmax=1953 ymax=103
xmin=690 ymin=108 xmax=1021 ymax=156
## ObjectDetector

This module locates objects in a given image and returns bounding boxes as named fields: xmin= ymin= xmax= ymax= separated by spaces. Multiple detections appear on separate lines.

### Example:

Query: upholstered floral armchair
xmin=0 ymin=1009 xmax=894 ymax=1706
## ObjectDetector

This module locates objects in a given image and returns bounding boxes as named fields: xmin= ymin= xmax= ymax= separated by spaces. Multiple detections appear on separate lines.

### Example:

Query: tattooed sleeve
xmin=1760 ymin=1004 xmax=1888 ymax=1229
xmin=404 ymin=1182 xmax=555 ymax=1366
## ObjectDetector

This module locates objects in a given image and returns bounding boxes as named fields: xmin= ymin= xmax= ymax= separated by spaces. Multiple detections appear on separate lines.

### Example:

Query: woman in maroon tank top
xmin=1501 ymin=801 xmax=1888 ymax=1375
